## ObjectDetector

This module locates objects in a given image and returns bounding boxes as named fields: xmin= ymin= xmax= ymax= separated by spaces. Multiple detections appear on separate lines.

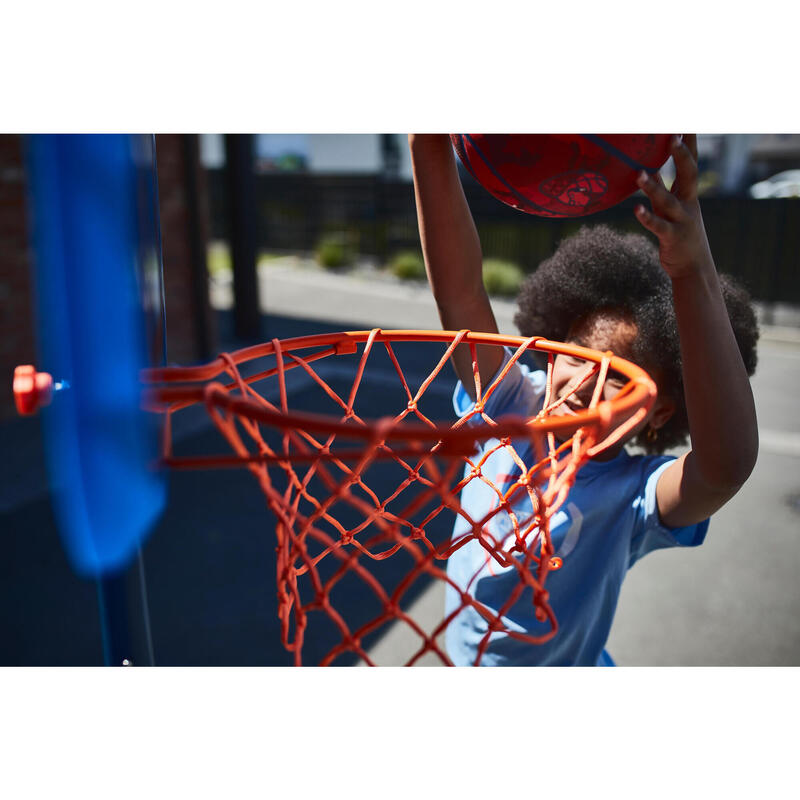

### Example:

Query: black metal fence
xmin=206 ymin=169 xmax=800 ymax=305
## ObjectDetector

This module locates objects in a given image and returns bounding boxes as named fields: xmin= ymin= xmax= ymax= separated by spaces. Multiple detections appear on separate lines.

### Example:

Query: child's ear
xmin=650 ymin=395 xmax=676 ymax=430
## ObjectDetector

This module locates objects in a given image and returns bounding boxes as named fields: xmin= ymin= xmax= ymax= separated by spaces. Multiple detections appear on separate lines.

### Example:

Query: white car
xmin=749 ymin=170 xmax=800 ymax=198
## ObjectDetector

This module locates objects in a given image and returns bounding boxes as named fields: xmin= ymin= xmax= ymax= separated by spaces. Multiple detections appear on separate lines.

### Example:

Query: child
xmin=408 ymin=134 xmax=759 ymax=666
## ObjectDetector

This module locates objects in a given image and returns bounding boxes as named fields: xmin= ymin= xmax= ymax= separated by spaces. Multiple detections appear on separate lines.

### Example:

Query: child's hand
xmin=634 ymin=135 xmax=715 ymax=280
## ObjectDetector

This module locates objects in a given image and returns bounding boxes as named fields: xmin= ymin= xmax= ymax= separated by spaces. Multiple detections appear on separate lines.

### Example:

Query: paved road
xmin=243 ymin=260 xmax=800 ymax=666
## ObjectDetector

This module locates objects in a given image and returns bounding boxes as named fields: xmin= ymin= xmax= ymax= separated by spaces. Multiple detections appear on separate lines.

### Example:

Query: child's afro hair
xmin=513 ymin=225 xmax=759 ymax=453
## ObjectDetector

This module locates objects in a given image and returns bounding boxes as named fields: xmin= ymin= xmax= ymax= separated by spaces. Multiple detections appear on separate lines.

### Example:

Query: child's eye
xmin=606 ymin=371 xmax=627 ymax=386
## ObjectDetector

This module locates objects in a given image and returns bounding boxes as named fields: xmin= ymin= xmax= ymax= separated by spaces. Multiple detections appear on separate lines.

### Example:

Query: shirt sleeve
xmin=628 ymin=457 xmax=710 ymax=567
xmin=452 ymin=348 xmax=546 ymax=424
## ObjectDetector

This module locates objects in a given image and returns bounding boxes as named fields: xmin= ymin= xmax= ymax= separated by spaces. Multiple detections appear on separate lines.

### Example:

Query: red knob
xmin=13 ymin=365 xmax=54 ymax=416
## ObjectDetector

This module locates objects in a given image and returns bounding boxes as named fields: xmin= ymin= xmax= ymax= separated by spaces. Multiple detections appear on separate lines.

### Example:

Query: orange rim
xmin=143 ymin=329 xmax=656 ymax=451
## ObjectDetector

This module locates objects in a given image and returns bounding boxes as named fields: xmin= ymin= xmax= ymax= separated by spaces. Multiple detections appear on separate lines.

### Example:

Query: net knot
xmin=534 ymin=589 xmax=550 ymax=622
xmin=535 ymin=589 xmax=550 ymax=605
xmin=340 ymin=531 xmax=354 ymax=546
xmin=409 ymin=526 xmax=424 ymax=540
xmin=406 ymin=400 xmax=417 ymax=412
xmin=384 ymin=599 xmax=399 ymax=617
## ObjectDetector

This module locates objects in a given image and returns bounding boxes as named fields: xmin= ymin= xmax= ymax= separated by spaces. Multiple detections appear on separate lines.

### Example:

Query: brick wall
xmin=0 ymin=134 xmax=214 ymax=421
xmin=0 ymin=135 xmax=35 ymax=419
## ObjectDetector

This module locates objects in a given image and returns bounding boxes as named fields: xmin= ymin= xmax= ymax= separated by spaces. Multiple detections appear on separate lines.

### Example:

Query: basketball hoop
xmin=143 ymin=329 xmax=656 ymax=665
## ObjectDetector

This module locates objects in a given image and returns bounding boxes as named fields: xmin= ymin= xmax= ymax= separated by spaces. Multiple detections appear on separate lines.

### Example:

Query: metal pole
xmin=97 ymin=548 xmax=155 ymax=666
xmin=95 ymin=134 xmax=164 ymax=667
xmin=225 ymin=134 xmax=260 ymax=341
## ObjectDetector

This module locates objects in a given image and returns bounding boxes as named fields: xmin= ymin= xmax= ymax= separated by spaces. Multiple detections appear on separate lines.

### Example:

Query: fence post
xmin=225 ymin=135 xmax=260 ymax=340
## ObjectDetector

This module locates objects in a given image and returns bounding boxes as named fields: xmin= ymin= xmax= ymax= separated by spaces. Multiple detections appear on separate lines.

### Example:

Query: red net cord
xmin=143 ymin=329 xmax=655 ymax=665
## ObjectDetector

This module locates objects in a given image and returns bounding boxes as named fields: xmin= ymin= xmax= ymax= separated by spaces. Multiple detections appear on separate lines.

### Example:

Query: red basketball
xmin=450 ymin=134 xmax=674 ymax=218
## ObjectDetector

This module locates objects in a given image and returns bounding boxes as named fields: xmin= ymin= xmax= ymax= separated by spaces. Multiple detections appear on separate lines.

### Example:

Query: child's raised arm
xmin=409 ymin=134 xmax=504 ymax=396
xmin=635 ymin=135 xmax=759 ymax=527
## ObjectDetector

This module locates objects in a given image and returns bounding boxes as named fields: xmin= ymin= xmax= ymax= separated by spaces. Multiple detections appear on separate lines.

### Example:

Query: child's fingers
xmin=650 ymin=170 xmax=668 ymax=194
xmin=646 ymin=168 xmax=666 ymax=189
xmin=681 ymin=134 xmax=698 ymax=163
xmin=637 ymin=170 xmax=684 ymax=221
xmin=634 ymin=203 xmax=672 ymax=239
xmin=671 ymin=136 xmax=699 ymax=202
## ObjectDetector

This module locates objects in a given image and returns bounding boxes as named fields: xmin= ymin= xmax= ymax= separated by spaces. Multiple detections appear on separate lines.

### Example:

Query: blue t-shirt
xmin=445 ymin=350 xmax=709 ymax=666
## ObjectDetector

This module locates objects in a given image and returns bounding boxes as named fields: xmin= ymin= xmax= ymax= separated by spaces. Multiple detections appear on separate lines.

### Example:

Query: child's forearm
xmin=409 ymin=134 xmax=486 ymax=316
xmin=409 ymin=134 xmax=502 ymax=391
xmin=671 ymin=258 xmax=759 ymax=490
xmin=635 ymin=138 xmax=758 ymax=526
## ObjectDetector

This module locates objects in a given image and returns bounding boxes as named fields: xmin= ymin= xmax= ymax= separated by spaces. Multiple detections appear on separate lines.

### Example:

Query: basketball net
xmin=143 ymin=329 xmax=655 ymax=665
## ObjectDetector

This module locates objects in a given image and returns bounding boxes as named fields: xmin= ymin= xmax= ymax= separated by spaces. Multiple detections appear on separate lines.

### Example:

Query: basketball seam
xmin=463 ymin=134 xmax=558 ymax=216
xmin=578 ymin=134 xmax=656 ymax=174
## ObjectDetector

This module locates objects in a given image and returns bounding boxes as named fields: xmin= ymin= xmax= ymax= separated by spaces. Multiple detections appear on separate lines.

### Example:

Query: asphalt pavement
xmin=242 ymin=258 xmax=800 ymax=666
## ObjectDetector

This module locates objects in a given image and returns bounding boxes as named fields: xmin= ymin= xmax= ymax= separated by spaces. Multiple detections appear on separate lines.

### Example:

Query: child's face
xmin=548 ymin=311 xmax=674 ymax=457
xmin=546 ymin=310 xmax=674 ymax=458
xmin=550 ymin=311 xmax=638 ymax=415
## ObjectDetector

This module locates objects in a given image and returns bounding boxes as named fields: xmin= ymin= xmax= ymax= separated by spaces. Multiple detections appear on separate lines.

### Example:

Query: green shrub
xmin=256 ymin=252 xmax=283 ymax=268
xmin=389 ymin=250 xmax=426 ymax=281
xmin=315 ymin=233 xmax=355 ymax=269
xmin=482 ymin=258 xmax=524 ymax=297
xmin=207 ymin=241 xmax=232 ymax=277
